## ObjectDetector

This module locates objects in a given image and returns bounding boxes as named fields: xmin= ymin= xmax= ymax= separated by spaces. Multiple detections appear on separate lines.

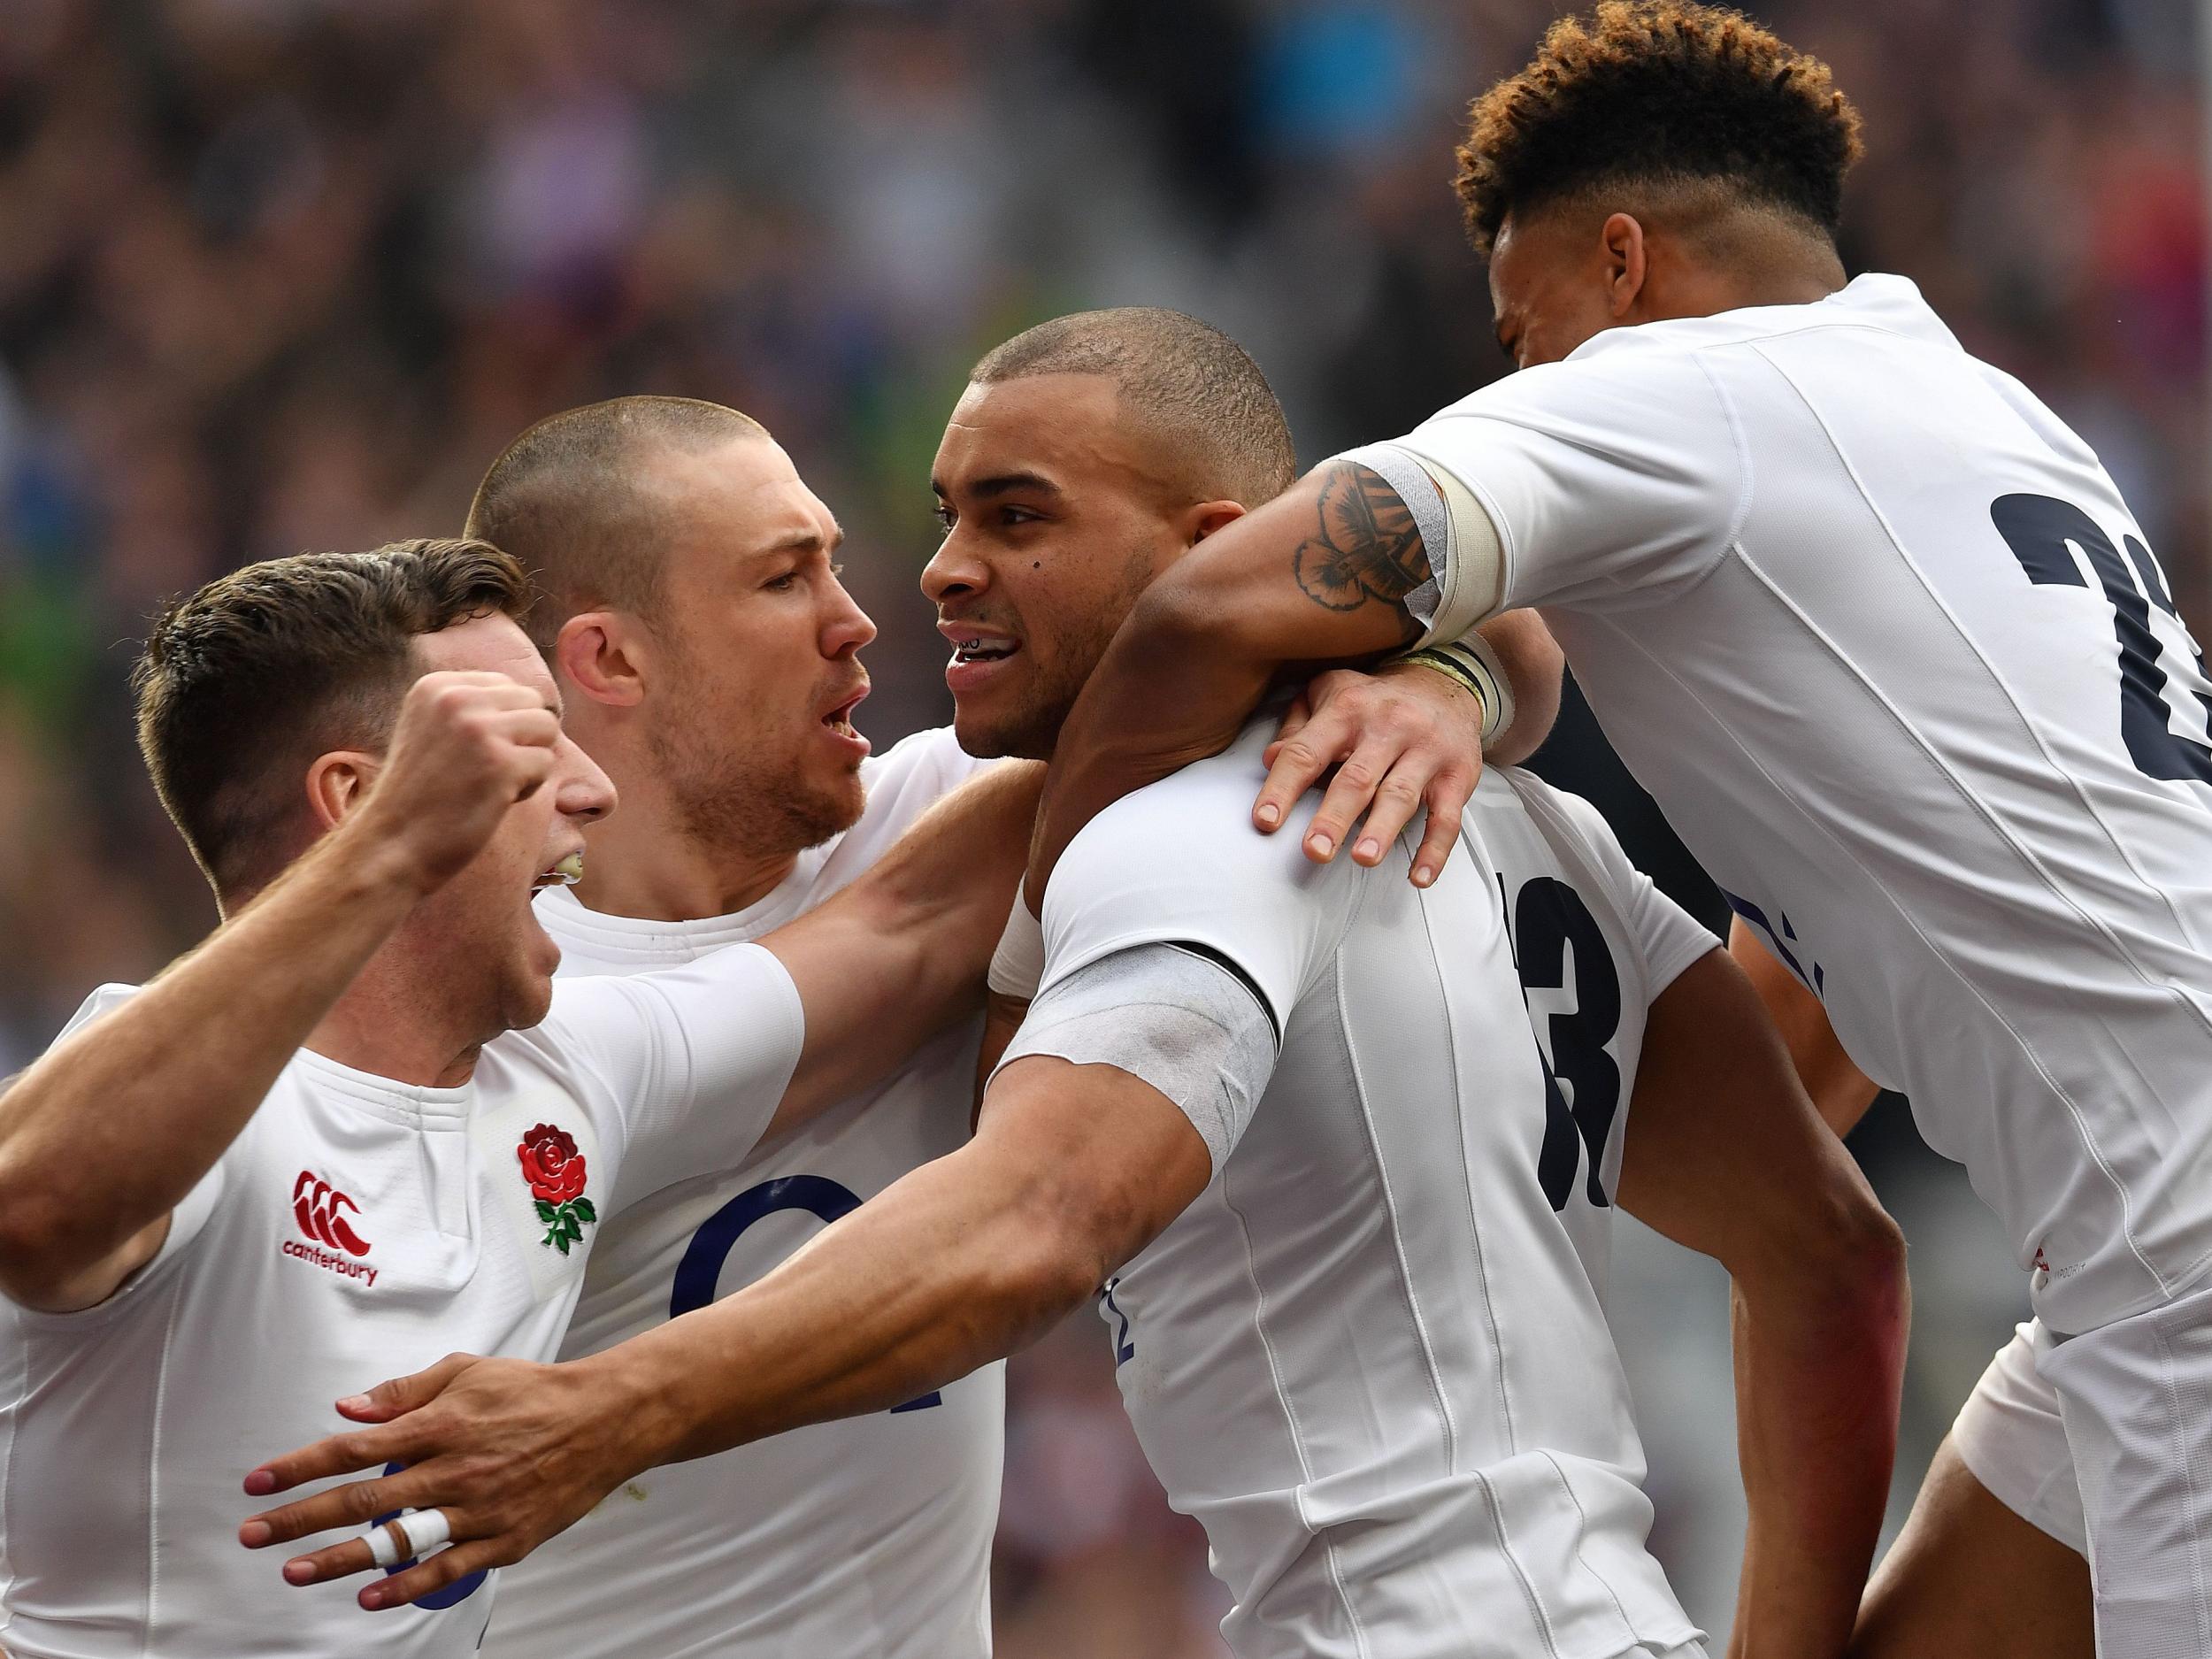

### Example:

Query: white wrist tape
xmin=1415 ymin=634 xmax=1513 ymax=746
xmin=987 ymin=897 xmax=1045 ymax=1000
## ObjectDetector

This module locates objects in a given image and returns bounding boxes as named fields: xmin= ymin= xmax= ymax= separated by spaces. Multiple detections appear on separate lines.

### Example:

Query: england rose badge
xmin=518 ymin=1122 xmax=596 ymax=1254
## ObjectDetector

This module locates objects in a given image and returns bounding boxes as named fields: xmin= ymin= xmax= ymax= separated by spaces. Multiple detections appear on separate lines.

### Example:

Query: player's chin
xmin=950 ymin=691 xmax=1048 ymax=763
xmin=509 ymin=926 xmax=562 ymax=1030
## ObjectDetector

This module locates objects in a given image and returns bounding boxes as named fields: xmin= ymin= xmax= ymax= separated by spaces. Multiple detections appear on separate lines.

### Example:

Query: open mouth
xmin=822 ymin=683 xmax=870 ymax=737
xmin=532 ymin=851 xmax=585 ymax=892
xmin=951 ymin=638 xmax=1019 ymax=665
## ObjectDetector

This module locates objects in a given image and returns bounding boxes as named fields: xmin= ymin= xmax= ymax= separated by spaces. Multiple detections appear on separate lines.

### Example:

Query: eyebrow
xmin=934 ymin=471 xmax=1063 ymax=501
xmin=751 ymin=523 xmax=847 ymax=558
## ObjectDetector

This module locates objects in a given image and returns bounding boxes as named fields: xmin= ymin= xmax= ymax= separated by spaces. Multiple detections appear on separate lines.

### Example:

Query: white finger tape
xmin=399 ymin=1507 xmax=452 ymax=1556
xmin=363 ymin=1506 xmax=451 ymax=1569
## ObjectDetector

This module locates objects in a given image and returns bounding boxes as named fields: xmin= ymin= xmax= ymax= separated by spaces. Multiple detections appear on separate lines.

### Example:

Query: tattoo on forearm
xmin=1292 ymin=462 xmax=1432 ymax=619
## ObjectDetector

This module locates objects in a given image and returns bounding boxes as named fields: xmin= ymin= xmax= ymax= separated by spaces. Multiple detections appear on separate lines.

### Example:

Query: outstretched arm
xmin=0 ymin=672 xmax=559 ymax=1312
xmin=238 ymin=1054 xmax=1210 ymax=1609
xmin=1031 ymin=458 xmax=1433 ymax=903
xmin=1616 ymin=948 xmax=1909 ymax=1659
xmin=756 ymin=760 xmax=1042 ymax=1137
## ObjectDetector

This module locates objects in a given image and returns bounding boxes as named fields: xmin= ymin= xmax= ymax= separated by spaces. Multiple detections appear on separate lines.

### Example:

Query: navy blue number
xmin=1721 ymin=888 xmax=1824 ymax=998
xmin=375 ymin=1463 xmax=488 ymax=1609
xmin=1992 ymin=493 xmax=2212 ymax=787
xmin=1508 ymin=878 xmax=1623 ymax=1211
xmin=1101 ymin=1277 xmax=1135 ymax=1367
xmin=672 ymin=1174 xmax=940 ymax=1413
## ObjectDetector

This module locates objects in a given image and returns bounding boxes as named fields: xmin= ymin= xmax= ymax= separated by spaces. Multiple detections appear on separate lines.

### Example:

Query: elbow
xmin=979 ymin=1179 xmax=1128 ymax=1349
xmin=1736 ymin=1168 xmax=1909 ymax=1341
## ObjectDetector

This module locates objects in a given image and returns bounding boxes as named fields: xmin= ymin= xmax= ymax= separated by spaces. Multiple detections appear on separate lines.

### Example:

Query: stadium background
xmin=0 ymin=0 xmax=2200 ymax=1649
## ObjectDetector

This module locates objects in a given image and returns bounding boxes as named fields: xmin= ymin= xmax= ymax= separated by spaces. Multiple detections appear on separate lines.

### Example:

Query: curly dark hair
xmin=1454 ymin=1 xmax=1863 ymax=255
xmin=134 ymin=538 xmax=527 ymax=894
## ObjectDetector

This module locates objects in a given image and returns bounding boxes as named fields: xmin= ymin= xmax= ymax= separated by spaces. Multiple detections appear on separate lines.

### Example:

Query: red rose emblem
xmin=518 ymin=1123 xmax=588 ymax=1206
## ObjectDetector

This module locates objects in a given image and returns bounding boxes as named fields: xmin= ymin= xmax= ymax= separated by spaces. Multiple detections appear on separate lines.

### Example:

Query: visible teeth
xmin=955 ymin=641 xmax=1013 ymax=662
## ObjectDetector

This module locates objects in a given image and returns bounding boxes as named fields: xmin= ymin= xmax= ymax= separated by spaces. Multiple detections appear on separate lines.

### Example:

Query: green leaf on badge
xmin=572 ymin=1197 xmax=597 ymax=1225
xmin=534 ymin=1200 xmax=558 ymax=1225
xmin=563 ymin=1211 xmax=583 ymax=1243
xmin=552 ymin=1230 xmax=572 ymax=1256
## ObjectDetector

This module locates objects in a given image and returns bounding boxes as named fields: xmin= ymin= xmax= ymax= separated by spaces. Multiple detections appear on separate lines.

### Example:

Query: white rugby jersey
xmin=1020 ymin=726 xmax=1712 ymax=1659
xmin=1382 ymin=273 xmax=2212 ymax=1332
xmin=486 ymin=726 xmax=1003 ymax=1659
xmin=0 ymin=947 xmax=803 ymax=1659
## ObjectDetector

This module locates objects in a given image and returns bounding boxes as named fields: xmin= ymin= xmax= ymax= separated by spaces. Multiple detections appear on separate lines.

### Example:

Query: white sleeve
xmin=27 ymin=985 xmax=227 ymax=1287
xmin=1547 ymin=789 xmax=1720 ymax=997
xmin=545 ymin=943 xmax=806 ymax=1211
xmin=1363 ymin=346 xmax=1747 ymax=632
xmin=998 ymin=944 xmax=1279 ymax=1172
xmin=857 ymin=726 xmax=998 ymax=825
xmin=1034 ymin=727 xmax=1365 ymax=1037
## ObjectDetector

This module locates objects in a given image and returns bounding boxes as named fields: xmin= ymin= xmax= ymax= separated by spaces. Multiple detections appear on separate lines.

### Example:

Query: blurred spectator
xmin=0 ymin=0 xmax=2201 ymax=1646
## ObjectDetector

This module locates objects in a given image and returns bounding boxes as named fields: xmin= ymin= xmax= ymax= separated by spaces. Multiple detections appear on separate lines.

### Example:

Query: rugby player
xmin=242 ymin=312 xmax=1906 ymax=1659
xmin=1012 ymin=8 xmax=2208 ymax=1655
xmin=0 ymin=539 xmax=1033 ymax=1657
xmin=457 ymin=396 xmax=1010 ymax=1659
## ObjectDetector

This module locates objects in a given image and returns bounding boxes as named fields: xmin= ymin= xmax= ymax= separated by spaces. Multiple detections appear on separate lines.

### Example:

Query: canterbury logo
xmin=293 ymin=1172 xmax=372 ymax=1256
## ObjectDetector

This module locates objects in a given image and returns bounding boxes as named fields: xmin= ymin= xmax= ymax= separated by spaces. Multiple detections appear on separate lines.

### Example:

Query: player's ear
xmin=556 ymin=611 xmax=649 ymax=709
xmin=303 ymin=749 xmax=376 ymax=832
xmin=1600 ymin=211 xmax=1647 ymax=319
xmin=1185 ymin=500 xmax=1248 ymax=548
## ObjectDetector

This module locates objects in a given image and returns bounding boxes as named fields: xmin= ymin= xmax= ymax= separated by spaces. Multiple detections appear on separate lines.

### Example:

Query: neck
xmin=305 ymin=954 xmax=488 ymax=1089
xmin=567 ymin=762 xmax=801 ymax=924
xmin=1655 ymin=217 xmax=1847 ymax=318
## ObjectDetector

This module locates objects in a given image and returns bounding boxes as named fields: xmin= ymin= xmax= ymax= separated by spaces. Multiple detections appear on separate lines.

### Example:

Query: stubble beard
xmin=649 ymin=715 xmax=863 ymax=864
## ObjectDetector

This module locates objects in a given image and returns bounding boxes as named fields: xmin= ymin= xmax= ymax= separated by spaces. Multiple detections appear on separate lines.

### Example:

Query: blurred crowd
xmin=0 ymin=0 xmax=2200 ymax=1650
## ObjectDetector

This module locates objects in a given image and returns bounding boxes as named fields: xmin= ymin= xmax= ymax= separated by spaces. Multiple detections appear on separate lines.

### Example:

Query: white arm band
xmin=995 ymin=943 xmax=1279 ymax=1174
xmin=1333 ymin=442 xmax=1505 ymax=648
xmin=987 ymin=897 xmax=1046 ymax=1000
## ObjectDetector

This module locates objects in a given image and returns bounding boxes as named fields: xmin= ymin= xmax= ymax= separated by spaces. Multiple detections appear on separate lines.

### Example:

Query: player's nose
xmin=921 ymin=535 xmax=987 ymax=606
xmin=554 ymin=735 xmax=617 ymax=825
xmin=822 ymin=572 xmax=877 ymax=657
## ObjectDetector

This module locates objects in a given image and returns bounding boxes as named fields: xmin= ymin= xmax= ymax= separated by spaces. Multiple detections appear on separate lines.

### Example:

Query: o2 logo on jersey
xmin=1501 ymin=877 xmax=1623 ymax=1212
xmin=672 ymin=1175 xmax=940 ymax=1414
xmin=1993 ymin=494 xmax=2212 ymax=790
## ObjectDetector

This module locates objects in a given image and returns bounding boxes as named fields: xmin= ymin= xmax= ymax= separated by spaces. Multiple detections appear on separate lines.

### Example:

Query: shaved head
xmin=970 ymin=308 xmax=1296 ymax=511
xmin=465 ymin=396 xmax=768 ymax=646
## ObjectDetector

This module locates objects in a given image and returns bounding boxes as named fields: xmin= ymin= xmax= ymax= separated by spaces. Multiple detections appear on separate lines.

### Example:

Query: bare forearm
xmin=1728 ymin=1252 xmax=1909 ymax=1658
xmin=594 ymin=1136 xmax=1098 ymax=1470
xmin=0 ymin=826 xmax=422 ymax=1293
xmin=765 ymin=764 xmax=1041 ymax=1127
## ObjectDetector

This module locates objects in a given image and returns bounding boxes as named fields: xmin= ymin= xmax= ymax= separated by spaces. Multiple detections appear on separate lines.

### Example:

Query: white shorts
xmin=2033 ymin=1279 xmax=2212 ymax=1655
xmin=1951 ymin=1320 xmax=2087 ymax=1555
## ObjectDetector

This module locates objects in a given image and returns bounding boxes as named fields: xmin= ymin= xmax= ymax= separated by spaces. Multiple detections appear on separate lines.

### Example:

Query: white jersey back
xmin=1032 ymin=727 xmax=1712 ymax=1659
xmin=486 ymin=727 xmax=1003 ymax=1659
xmin=1392 ymin=273 xmax=2212 ymax=1331
xmin=0 ymin=950 xmax=803 ymax=1659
